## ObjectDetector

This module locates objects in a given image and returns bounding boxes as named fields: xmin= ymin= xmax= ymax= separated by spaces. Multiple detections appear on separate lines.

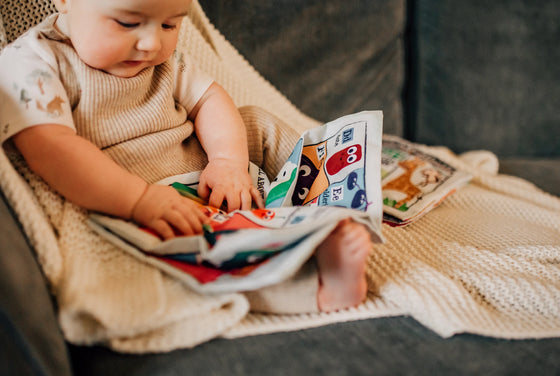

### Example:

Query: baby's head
xmin=53 ymin=0 xmax=192 ymax=78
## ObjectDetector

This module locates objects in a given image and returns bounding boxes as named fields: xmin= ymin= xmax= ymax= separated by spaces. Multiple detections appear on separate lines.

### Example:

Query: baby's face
xmin=57 ymin=0 xmax=191 ymax=77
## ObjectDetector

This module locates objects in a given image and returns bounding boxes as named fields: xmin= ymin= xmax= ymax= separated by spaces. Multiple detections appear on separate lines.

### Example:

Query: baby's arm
xmin=13 ymin=124 xmax=207 ymax=239
xmin=190 ymin=82 xmax=264 ymax=211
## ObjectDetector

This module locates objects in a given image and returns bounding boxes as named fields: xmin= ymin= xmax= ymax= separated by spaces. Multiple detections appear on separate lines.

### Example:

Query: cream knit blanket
xmin=1 ymin=1 xmax=559 ymax=353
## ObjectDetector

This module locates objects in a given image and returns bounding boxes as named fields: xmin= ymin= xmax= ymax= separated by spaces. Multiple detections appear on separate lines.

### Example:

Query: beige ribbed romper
xmin=0 ymin=14 xmax=319 ymax=313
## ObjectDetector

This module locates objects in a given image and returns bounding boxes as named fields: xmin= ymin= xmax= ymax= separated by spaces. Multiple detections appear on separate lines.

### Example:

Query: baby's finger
xmin=240 ymin=189 xmax=253 ymax=211
xmin=165 ymin=210 xmax=196 ymax=236
xmin=150 ymin=219 xmax=176 ymax=240
xmin=250 ymin=187 xmax=265 ymax=209
xmin=224 ymin=190 xmax=242 ymax=212
xmin=195 ymin=205 xmax=211 ymax=223
xmin=208 ymin=190 xmax=226 ymax=210
xmin=188 ymin=214 xmax=205 ymax=235
xmin=197 ymin=182 xmax=211 ymax=201
xmin=175 ymin=203 xmax=206 ymax=235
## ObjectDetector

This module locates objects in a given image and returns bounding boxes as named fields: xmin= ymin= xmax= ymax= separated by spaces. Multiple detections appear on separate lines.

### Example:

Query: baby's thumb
xmin=197 ymin=182 xmax=210 ymax=201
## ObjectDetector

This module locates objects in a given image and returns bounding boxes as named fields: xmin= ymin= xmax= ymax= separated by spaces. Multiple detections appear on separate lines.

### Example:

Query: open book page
xmin=89 ymin=111 xmax=385 ymax=293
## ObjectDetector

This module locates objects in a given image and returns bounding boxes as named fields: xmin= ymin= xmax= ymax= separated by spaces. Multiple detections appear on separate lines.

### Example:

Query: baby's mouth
xmin=123 ymin=61 xmax=144 ymax=66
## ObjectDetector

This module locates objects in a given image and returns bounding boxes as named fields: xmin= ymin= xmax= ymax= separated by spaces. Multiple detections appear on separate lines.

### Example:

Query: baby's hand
xmin=198 ymin=158 xmax=264 ymax=211
xmin=131 ymin=184 xmax=209 ymax=240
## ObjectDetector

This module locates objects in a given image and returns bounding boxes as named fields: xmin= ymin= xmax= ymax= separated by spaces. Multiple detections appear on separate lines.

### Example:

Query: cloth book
xmin=88 ymin=111 xmax=471 ymax=293
xmin=381 ymin=135 xmax=472 ymax=226
xmin=89 ymin=111 xmax=385 ymax=293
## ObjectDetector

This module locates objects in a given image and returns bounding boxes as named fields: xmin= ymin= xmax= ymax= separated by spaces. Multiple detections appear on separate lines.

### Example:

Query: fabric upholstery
xmin=410 ymin=0 xmax=560 ymax=157
xmin=0 ymin=192 xmax=72 ymax=376
xmin=69 ymin=317 xmax=560 ymax=376
xmin=499 ymin=158 xmax=560 ymax=196
xmin=199 ymin=0 xmax=407 ymax=137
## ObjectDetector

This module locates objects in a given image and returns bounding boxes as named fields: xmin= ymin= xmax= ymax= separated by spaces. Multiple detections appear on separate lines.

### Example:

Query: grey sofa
xmin=1 ymin=1 xmax=559 ymax=375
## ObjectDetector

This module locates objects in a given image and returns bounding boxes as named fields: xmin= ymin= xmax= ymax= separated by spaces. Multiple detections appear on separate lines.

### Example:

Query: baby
xmin=0 ymin=0 xmax=372 ymax=312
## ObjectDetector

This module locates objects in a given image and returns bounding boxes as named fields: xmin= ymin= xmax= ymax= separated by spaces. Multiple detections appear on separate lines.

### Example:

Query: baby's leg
xmin=239 ymin=106 xmax=371 ymax=311
xmin=315 ymin=219 xmax=372 ymax=312
xmin=239 ymin=105 xmax=301 ymax=179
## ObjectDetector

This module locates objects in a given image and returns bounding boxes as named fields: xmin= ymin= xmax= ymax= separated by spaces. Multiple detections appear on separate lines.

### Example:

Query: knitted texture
xmin=0 ymin=0 xmax=56 ymax=44
xmin=1 ymin=0 xmax=559 ymax=353
xmin=368 ymin=148 xmax=560 ymax=339
xmin=0 ymin=19 xmax=6 ymax=49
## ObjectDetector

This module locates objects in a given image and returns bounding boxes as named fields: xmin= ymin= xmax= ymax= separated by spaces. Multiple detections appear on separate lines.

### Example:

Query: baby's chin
xmin=97 ymin=62 xmax=154 ymax=78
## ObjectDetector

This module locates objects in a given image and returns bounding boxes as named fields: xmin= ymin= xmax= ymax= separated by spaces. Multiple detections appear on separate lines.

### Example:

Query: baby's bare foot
xmin=316 ymin=219 xmax=372 ymax=312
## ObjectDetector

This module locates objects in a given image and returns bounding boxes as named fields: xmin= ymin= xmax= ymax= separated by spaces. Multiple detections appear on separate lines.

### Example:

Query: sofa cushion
xmin=499 ymin=158 xmax=560 ymax=197
xmin=199 ymin=0 xmax=407 ymax=136
xmin=411 ymin=0 xmax=560 ymax=157
xmin=0 ymin=192 xmax=72 ymax=376
xmin=69 ymin=317 xmax=560 ymax=376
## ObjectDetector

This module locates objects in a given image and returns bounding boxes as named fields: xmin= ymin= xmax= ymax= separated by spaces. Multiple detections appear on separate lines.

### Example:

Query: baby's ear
xmin=52 ymin=0 xmax=69 ymax=13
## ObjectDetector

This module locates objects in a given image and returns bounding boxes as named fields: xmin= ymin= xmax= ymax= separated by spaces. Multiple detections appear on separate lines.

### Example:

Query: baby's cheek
xmin=75 ymin=41 xmax=121 ymax=70
xmin=158 ymin=40 xmax=179 ymax=64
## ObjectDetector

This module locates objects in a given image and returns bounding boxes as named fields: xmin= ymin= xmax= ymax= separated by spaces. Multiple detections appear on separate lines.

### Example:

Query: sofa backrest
xmin=202 ymin=0 xmax=559 ymax=158
xmin=199 ymin=0 xmax=407 ymax=137
xmin=410 ymin=0 xmax=560 ymax=157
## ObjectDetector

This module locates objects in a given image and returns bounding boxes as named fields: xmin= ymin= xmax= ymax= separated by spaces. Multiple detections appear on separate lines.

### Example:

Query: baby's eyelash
xmin=116 ymin=20 xmax=140 ymax=28
xmin=114 ymin=19 xmax=177 ymax=30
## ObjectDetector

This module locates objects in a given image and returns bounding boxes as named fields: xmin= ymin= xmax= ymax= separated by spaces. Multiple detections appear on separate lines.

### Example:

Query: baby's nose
xmin=136 ymin=29 xmax=162 ymax=52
